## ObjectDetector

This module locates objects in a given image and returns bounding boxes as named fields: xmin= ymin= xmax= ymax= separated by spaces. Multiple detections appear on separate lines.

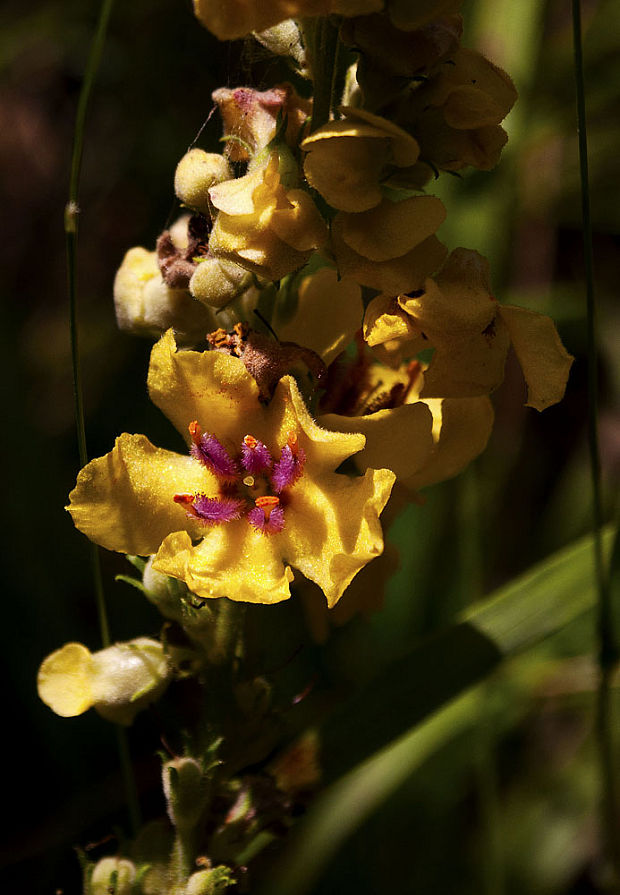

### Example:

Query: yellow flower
xmin=67 ymin=331 xmax=395 ymax=607
xmin=394 ymin=48 xmax=517 ymax=172
xmin=272 ymin=266 xmax=363 ymax=366
xmin=37 ymin=638 xmax=170 ymax=725
xmin=331 ymin=197 xmax=448 ymax=294
xmin=302 ymin=107 xmax=420 ymax=212
xmin=364 ymin=248 xmax=573 ymax=410
xmin=318 ymin=351 xmax=493 ymax=491
xmin=208 ymin=152 xmax=328 ymax=281
xmin=193 ymin=0 xmax=382 ymax=41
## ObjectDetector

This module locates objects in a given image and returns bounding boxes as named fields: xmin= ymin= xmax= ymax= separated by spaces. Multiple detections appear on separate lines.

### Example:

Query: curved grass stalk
xmin=571 ymin=1 xmax=620 ymax=886
xmin=64 ymin=0 xmax=141 ymax=836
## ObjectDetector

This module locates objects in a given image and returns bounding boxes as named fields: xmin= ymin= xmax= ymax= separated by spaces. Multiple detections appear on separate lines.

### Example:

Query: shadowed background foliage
xmin=2 ymin=0 xmax=619 ymax=892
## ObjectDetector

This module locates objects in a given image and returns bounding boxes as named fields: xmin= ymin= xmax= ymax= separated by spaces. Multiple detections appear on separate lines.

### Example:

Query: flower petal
xmin=405 ymin=396 xmax=494 ymax=491
xmin=333 ymin=223 xmax=448 ymax=294
xmin=67 ymin=432 xmax=213 ymax=555
xmin=338 ymin=196 xmax=446 ymax=262
xmin=421 ymin=320 xmax=511 ymax=398
xmin=319 ymin=402 xmax=434 ymax=481
xmin=281 ymin=467 xmax=395 ymax=607
xmin=148 ymin=331 xmax=262 ymax=447
xmin=498 ymin=305 xmax=573 ymax=411
xmin=37 ymin=643 xmax=95 ymax=717
xmin=273 ymin=268 xmax=363 ymax=365
xmin=153 ymin=527 xmax=294 ymax=604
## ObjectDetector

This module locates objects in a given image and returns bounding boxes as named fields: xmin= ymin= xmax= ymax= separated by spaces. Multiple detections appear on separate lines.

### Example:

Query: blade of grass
xmin=262 ymin=528 xmax=614 ymax=895
xmin=571 ymin=2 xmax=620 ymax=886
xmin=64 ymin=0 xmax=140 ymax=836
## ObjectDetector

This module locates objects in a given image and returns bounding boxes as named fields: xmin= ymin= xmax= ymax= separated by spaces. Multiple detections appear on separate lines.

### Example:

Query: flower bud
xmin=90 ymin=857 xmax=136 ymax=895
xmin=114 ymin=246 xmax=217 ymax=344
xmin=175 ymin=150 xmax=232 ymax=214
xmin=185 ymin=866 xmax=235 ymax=895
xmin=162 ymin=757 xmax=211 ymax=834
xmin=189 ymin=257 xmax=253 ymax=309
xmin=37 ymin=638 xmax=171 ymax=725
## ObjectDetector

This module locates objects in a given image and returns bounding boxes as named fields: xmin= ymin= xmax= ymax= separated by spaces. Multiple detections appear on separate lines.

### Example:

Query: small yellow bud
xmin=90 ymin=857 xmax=136 ymax=895
xmin=175 ymin=149 xmax=232 ymax=214
xmin=162 ymin=757 xmax=211 ymax=833
xmin=189 ymin=257 xmax=252 ymax=309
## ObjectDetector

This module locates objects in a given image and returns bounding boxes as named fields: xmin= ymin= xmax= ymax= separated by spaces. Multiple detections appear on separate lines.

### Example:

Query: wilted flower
xmin=213 ymin=84 xmax=311 ymax=163
xmin=67 ymin=331 xmax=395 ymax=607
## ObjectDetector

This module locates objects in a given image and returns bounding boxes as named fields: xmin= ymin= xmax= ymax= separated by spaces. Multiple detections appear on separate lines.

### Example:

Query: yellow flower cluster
xmin=40 ymin=2 xmax=572 ymax=742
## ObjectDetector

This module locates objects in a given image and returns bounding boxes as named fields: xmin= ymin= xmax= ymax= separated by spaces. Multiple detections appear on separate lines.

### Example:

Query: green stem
xmin=571 ymin=1 xmax=620 ymax=886
xmin=302 ymin=17 xmax=339 ymax=132
xmin=65 ymin=0 xmax=140 ymax=838
xmin=116 ymin=725 xmax=142 ymax=835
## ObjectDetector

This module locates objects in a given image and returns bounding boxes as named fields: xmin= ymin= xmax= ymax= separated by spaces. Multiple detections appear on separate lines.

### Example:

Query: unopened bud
xmin=90 ymin=857 xmax=136 ymax=895
xmin=163 ymin=757 xmax=211 ymax=834
xmin=175 ymin=150 xmax=232 ymax=214
xmin=185 ymin=865 xmax=236 ymax=895
xmin=189 ymin=258 xmax=252 ymax=309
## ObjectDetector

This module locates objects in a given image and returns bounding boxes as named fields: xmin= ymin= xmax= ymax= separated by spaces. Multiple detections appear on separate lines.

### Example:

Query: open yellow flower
xmin=208 ymin=151 xmax=328 ymax=281
xmin=302 ymin=107 xmax=421 ymax=212
xmin=319 ymin=353 xmax=493 ymax=491
xmin=37 ymin=638 xmax=170 ymax=725
xmin=364 ymin=248 xmax=573 ymax=410
xmin=68 ymin=331 xmax=395 ymax=607
xmin=391 ymin=48 xmax=517 ymax=172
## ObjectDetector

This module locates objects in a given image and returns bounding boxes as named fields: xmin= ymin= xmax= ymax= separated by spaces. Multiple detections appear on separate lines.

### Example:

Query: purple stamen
xmin=241 ymin=435 xmax=272 ymax=474
xmin=192 ymin=495 xmax=245 ymax=525
xmin=247 ymin=504 xmax=285 ymax=534
xmin=191 ymin=433 xmax=239 ymax=480
xmin=271 ymin=444 xmax=306 ymax=493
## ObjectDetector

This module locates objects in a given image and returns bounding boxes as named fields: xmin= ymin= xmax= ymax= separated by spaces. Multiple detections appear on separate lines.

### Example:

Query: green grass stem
xmin=64 ymin=0 xmax=141 ymax=837
xmin=571 ymin=1 xmax=620 ymax=886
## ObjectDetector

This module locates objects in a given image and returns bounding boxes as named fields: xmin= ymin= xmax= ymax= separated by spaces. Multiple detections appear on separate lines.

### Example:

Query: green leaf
xmin=321 ymin=527 xmax=615 ymax=780
xmin=260 ymin=527 xmax=615 ymax=895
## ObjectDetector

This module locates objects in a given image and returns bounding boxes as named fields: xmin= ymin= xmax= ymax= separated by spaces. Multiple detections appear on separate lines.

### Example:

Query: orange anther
xmin=244 ymin=434 xmax=258 ymax=449
xmin=174 ymin=493 xmax=194 ymax=506
xmin=287 ymin=432 xmax=298 ymax=455
xmin=255 ymin=495 xmax=280 ymax=519
xmin=188 ymin=420 xmax=202 ymax=444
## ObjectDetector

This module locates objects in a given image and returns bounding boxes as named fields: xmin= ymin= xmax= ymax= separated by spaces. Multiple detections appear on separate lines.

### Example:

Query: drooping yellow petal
xmin=420 ymin=320 xmax=511 ymax=398
xmin=319 ymin=402 xmax=434 ymax=481
xmin=405 ymin=396 xmax=494 ymax=491
xmin=37 ymin=643 xmax=95 ymax=717
xmin=281 ymin=467 xmax=395 ymax=607
xmin=498 ymin=305 xmax=573 ymax=411
xmin=333 ymin=221 xmax=448 ymax=294
xmin=338 ymin=196 xmax=446 ymax=262
xmin=153 ymin=527 xmax=294 ymax=604
xmin=67 ymin=433 xmax=212 ymax=555
xmin=273 ymin=267 xmax=363 ymax=365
